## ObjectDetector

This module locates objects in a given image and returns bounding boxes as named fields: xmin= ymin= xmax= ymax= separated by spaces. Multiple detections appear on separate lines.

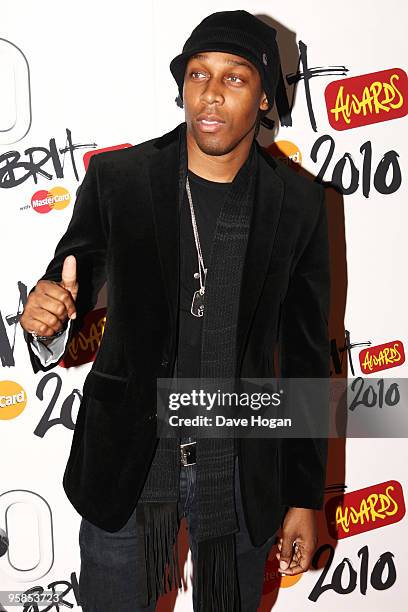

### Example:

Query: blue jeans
xmin=78 ymin=456 xmax=275 ymax=611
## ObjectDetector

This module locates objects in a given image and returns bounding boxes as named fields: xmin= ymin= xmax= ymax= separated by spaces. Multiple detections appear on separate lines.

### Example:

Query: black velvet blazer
xmin=24 ymin=121 xmax=330 ymax=546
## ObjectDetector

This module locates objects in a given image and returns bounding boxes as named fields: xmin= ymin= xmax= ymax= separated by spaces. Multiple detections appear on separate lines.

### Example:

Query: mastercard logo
xmin=31 ymin=187 xmax=71 ymax=214
xmin=263 ymin=556 xmax=303 ymax=594
xmin=264 ymin=140 xmax=302 ymax=172
xmin=0 ymin=381 xmax=27 ymax=420
xmin=279 ymin=573 xmax=302 ymax=588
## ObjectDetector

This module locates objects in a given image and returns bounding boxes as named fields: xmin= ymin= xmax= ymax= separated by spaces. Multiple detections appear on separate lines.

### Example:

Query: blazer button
xmin=161 ymin=359 xmax=168 ymax=366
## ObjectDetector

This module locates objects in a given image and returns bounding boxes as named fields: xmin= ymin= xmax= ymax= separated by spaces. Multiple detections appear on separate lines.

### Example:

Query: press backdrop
xmin=1 ymin=1 xmax=407 ymax=610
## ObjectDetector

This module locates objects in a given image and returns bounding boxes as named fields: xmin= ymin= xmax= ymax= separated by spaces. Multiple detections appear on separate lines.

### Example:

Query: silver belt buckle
xmin=180 ymin=441 xmax=196 ymax=466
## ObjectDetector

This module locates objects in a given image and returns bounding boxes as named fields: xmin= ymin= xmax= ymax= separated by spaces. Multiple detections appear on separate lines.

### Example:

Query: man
xmin=19 ymin=10 xmax=330 ymax=612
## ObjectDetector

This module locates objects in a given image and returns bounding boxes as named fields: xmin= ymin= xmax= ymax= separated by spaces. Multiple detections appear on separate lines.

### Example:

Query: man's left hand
xmin=276 ymin=507 xmax=318 ymax=575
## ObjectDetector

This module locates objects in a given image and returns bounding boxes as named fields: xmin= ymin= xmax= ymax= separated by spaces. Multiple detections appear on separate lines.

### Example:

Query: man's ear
xmin=259 ymin=91 xmax=269 ymax=112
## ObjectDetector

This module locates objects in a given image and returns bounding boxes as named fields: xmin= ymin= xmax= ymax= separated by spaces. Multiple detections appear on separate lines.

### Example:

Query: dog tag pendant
xmin=191 ymin=287 xmax=205 ymax=317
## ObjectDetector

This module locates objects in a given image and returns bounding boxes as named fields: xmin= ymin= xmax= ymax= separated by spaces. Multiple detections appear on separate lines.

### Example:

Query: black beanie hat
xmin=169 ymin=10 xmax=280 ymax=110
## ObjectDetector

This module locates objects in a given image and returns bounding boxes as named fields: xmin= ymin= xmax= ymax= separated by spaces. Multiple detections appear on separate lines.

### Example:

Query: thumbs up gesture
xmin=59 ymin=254 xmax=79 ymax=305
xmin=19 ymin=255 xmax=79 ymax=339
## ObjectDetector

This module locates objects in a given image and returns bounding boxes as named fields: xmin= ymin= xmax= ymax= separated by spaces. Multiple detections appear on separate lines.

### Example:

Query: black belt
xmin=180 ymin=440 xmax=239 ymax=465
xmin=180 ymin=441 xmax=196 ymax=466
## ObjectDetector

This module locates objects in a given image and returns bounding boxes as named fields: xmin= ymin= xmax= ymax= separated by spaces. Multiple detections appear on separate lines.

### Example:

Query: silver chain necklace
xmin=186 ymin=175 xmax=207 ymax=317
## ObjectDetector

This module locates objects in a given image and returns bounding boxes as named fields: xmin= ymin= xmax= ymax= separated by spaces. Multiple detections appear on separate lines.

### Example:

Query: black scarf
xmin=135 ymin=122 xmax=259 ymax=611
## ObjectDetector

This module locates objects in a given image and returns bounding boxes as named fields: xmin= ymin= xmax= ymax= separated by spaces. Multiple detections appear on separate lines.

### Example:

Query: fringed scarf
xmin=134 ymin=122 xmax=258 ymax=610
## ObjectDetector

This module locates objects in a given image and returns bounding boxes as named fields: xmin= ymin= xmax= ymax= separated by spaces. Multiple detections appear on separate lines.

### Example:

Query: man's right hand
xmin=20 ymin=255 xmax=79 ymax=339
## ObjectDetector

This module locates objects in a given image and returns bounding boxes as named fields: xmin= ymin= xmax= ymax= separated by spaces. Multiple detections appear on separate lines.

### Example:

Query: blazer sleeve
xmin=278 ymin=184 xmax=330 ymax=509
xmin=22 ymin=154 xmax=108 ymax=374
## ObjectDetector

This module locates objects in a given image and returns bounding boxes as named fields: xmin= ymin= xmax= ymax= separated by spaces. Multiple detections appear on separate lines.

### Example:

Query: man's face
xmin=183 ymin=51 xmax=269 ymax=156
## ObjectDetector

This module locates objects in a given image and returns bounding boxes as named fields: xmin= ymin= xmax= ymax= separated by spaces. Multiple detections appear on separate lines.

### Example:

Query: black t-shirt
xmin=176 ymin=169 xmax=232 ymax=379
xmin=176 ymin=169 xmax=232 ymax=447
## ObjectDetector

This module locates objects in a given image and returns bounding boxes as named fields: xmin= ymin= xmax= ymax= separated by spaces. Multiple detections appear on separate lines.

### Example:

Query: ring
xmin=29 ymin=330 xmax=39 ymax=339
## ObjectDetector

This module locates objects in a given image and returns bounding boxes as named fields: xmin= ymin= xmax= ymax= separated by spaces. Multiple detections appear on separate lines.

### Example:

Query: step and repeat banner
xmin=1 ymin=1 xmax=407 ymax=610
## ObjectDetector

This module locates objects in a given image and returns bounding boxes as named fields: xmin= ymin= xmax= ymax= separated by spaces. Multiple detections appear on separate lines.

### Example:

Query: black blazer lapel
xmin=148 ymin=123 xmax=183 ymax=329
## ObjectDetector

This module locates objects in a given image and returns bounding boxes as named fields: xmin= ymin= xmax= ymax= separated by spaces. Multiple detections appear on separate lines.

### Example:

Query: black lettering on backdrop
xmin=309 ymin=543 xmax=396 ymax=601
xmin=0 ymin=128 xmax=96 ymax=188
xmin=34 ymin=372 xmax=82 ymax=438
xmin=263 ymin=40 xmax=348 ymax=132
xmin=286 ymin=40 xmax=348 ymax=132
xmin=311 ymin=135 xmax=401 ymax=196
xmin=22 ymin=572 xmax=80 ymax=611
xmin=349 ymin=377 xmax=400 ymax=411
